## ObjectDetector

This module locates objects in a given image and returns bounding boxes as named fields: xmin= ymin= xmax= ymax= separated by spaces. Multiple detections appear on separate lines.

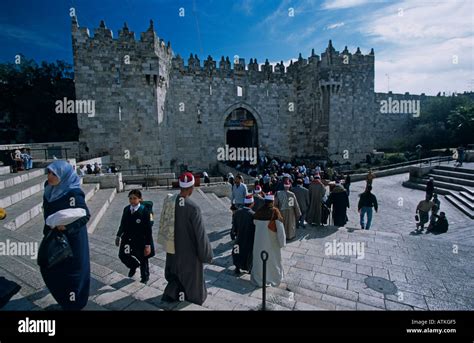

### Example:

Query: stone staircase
xmin=0 ymin=171 xmax=343 ymax=311
xmin=403 ymin=165 xmax=474 ymax=219
xmin=2 ymin=169 xmax=473 ymax=311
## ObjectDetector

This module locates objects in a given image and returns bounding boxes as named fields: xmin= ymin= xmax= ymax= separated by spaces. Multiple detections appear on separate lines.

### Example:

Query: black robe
xmin=163 ymin=196 xmax=213 ymax=305
xmin=253 ymin=195 xmax=265 ymax=212
xmin=326 ymin=186 xmax=350 ymax=227
xmin=231 ymin=207 xmax=256 ymax=272
xmin=40 ymin=188 xmax=91 ymax=310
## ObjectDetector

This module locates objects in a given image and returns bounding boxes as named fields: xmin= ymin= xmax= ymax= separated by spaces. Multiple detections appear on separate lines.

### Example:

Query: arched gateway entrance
xmin=224 ymin=107 xmax=258 ymax=150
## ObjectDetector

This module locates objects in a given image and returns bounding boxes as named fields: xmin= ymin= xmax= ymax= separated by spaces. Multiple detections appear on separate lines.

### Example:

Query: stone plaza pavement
xmin=1 ymin=172 xmax=473 ymax=311
xmin=345 ymin=172 xmax=474 ymax=244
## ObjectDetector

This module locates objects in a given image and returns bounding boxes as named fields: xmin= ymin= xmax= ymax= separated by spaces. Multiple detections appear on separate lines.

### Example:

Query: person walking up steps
xmin=162 ymin=172 xmax=213 ymax=305
xmin=116 ymin=189 xmax=155 ymax=284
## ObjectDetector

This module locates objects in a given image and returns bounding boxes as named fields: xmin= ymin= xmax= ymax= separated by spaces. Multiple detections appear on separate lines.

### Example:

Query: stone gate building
xmin=72 ymin=17 xmax=429 ymax=171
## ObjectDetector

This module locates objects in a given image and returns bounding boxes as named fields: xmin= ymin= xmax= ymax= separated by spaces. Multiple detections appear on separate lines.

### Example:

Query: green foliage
xmin=0 ymin=55 xmax=78 ymax=144
xmin=386 ymin=153 xmax=407 ymax=164
xmin=447 ymin=103 xmax=474 ymax=146
xmin=396 ymin=94 xmax=474 ymax=151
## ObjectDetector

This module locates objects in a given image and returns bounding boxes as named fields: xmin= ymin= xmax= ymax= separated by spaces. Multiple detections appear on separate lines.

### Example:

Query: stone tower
xmin=73 ymin=17 xmax=406 ymax=172
xmin=72 ymin=16 xmax=173 ymax=169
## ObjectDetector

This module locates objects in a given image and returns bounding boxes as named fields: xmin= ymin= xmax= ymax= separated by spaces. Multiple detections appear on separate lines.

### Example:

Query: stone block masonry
xmin=72 ymin=17 xmax=433 ymax=171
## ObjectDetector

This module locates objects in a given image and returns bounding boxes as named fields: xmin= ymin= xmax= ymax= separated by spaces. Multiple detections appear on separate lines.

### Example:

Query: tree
xmin=448 ymin=104 xmax=474 ymax=146
xmin=0 ymin=56 xmax=78 ymax=144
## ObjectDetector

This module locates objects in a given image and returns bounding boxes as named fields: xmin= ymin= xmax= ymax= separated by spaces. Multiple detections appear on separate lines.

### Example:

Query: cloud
xmin=285 ymin=26 xmax=317 ymax=44
xmin=326 ymin=22 xmax=345 ymax=30
xmin=322 ymin=0 xmax=373 ymax=10
xmin=360 ymin=0 xmax=474 ymax=94
xmin=0 ymin=23 xmax=64 ymax=51
xmin=233 ymin=0 xmax=257 ymax=16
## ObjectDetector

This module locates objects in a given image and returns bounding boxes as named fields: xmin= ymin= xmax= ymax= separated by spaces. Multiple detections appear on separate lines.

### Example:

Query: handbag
xmin=37 ymin=229 xmax=74 ymax=269
xmin=268 ymin=219 xmax=277 ymax=232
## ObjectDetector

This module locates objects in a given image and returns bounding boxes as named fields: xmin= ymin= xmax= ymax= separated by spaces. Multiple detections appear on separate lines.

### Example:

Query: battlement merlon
xmin=170 ymin=40 xmax=374 ymax=76
xmin=71 ymin=16 xmax=173 ymax=56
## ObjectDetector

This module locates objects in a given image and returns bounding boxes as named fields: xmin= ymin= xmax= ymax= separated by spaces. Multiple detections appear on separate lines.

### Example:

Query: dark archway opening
xmin=224 ymin=107 xmax=258 ymax=149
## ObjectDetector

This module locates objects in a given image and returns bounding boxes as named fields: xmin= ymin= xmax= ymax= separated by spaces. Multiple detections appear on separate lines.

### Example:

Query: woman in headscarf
xmin=251 ymin=192 xmax=286 ymax=287
xmin=40 ymin=160 xmax=91 ymax=310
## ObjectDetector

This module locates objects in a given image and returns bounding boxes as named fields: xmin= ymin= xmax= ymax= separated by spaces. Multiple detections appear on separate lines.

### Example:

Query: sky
xmin=0 ymin=0 xmax=472 ymax=95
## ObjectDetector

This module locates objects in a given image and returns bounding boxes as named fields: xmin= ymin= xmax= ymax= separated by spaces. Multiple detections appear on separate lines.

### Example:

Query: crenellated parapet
xmin=72 ymin=17 xmax=173 ymax=59
xmin=170 ymin=39 xmax=374 ymax=85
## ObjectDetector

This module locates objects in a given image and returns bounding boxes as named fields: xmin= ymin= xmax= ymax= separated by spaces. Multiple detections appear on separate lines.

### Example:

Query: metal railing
xmin=26 ymin=147 xmax=72 ymax=160
xmin=345 ymin=155 xmax=453 ymax=175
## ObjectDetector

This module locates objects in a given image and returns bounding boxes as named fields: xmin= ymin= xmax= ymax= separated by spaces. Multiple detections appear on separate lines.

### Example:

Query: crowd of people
xmin=224 ymin=167 xmax=381 ymax=290
xmin=76 ymin=162 xmax=119 ymax=176
xmin=227 ymin=166 xmax=377 ymax=233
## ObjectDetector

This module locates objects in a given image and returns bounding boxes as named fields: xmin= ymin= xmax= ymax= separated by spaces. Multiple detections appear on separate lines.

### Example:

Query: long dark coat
xmin=40 ymin=188 xmax=91 ymax=310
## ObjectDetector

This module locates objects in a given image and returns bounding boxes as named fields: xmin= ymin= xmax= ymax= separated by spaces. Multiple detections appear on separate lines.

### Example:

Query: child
xmin=115 ymin=189 xmax=154 ymax=283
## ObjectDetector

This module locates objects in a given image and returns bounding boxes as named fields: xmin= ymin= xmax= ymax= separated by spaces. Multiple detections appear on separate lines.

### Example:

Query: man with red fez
xmin=274 ymin=179 xmax=301 ymax=241
xmin=231 ymin=194 xmax=256 ymax=275
xmin=251 ymin=192 xmax=286 ymax=287
xmin=307 ymin=174 xmax=326 ymax=227
xmin=162 ymin=172 xmax=213 ymax=305
xmin=253 ymin=185 xmax=265 ymax=211
xmin=291 ymin=178 xmax=310 ymax=228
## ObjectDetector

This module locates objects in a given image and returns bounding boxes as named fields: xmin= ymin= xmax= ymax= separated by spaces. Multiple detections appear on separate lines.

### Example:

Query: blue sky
xmin=0 ymin=0 xmax=472 ymax=95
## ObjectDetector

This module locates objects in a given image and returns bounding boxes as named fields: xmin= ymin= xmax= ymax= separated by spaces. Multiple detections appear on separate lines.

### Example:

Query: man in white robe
xmin=251 ymin=192 xmax=286 ymax=287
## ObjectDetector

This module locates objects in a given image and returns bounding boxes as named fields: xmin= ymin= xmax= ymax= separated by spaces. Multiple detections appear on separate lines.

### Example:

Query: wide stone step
xmin=450 ymin=193 xmax=474 ymax=211
xmin=207 ymin=192 xmax=231 ymax=212
xmin=434 ymin=165 xmax=474 ymax=175
xmin=2 ymin=184 xmax=99 ymax=231
xmin=86 ymin=189 xmax=117 ymax=234
xmin=460 ymin=191 xmax=474 ymax=203
xmin=408 ymin=178 xmax=472 ymax=193
xmin=0 ymin=166 xmax=10 ymax=175
xmin=195 ymin=188 xmax=220 ymax=212
xmin=0 ymin=175 xmax=46 ymax=209
xmin=431 ymin=169 xmax=474 ymax=181
xmin=0 ymin=168 xmax=45 ymax=191
xmin=427 ymin=174 xmax=474 ymax=188
xmin=402 ymin=181 xmax=450 ymax=195
xmin=445 ymin=195 xmax=474 ymax=219
xmin=0 ymin=228 xmax=159 ymax=311
xmin=87 ymin=235 xmax=313 ymax=311
xmin=87 ymin=246 xmax=208 ymax=311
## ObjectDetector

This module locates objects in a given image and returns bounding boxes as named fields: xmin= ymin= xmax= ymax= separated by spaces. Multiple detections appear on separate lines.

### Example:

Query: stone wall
xmin=73 ymin=17 xmax=434 ymax=171
xmin=373 ymin=92 xmax=434 ymax=149
xmin=72 ymin=18 xmax=172 ymax=170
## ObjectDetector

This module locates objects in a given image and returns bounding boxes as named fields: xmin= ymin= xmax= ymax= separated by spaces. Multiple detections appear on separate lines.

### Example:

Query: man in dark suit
xmin=291 ymin=178 xmax=310 ymax=228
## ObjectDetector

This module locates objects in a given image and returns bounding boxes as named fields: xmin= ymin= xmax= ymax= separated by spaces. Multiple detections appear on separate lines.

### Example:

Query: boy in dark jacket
xmin=358 ymin=185 xmax=378 ymax=230
xmin=115 ymin=189 xmax=154 ymax=283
